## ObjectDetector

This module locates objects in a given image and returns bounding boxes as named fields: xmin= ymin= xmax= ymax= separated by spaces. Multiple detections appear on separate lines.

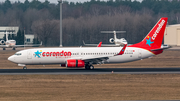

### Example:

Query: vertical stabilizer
xmin=113 ymin=31 xmax=117 ymax=40
xmin=6 ymin=31 xmax=8 ymax=41
xmin=129 ymin=17 xmax=168 ymax=50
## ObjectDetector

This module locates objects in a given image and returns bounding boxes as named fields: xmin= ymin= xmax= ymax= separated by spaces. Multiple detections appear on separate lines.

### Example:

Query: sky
xmin=1 ymin=0 xmax=143 ymax=4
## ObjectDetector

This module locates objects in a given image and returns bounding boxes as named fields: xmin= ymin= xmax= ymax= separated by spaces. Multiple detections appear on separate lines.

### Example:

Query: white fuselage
xmin=8 ymin=47 xmax=155 ymax=65
xmin=0 ymin=40 xmax=16 ymax=47
xmin=6 ymin=40 xmax=16 ymax=46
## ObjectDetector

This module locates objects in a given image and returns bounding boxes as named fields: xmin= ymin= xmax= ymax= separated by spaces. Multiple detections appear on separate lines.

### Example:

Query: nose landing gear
xmin=18 ymin=64 xmax=27 ymax=69
xmin=23 ymin=66 xmax=27 ymax=69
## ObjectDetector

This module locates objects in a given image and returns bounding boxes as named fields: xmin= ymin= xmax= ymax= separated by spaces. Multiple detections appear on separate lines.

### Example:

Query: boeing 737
xmin=8 ymin=17 xmax=168 ymax=70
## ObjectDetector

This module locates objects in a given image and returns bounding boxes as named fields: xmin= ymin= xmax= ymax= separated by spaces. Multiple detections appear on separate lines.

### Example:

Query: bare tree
xmin=31 ymin=19 xmax=59 ymax=46
xmin=23 ymin=9 xmax=40 ymax=33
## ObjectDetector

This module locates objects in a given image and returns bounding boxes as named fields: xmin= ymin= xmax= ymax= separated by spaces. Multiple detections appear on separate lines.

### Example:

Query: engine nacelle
xmin=0 ymin=40 xmax=5 ymax=45
xmin=66 ymin=59 xmax=85 ymax=67
xmin=109 ymin=38 xmax=114 ymax=43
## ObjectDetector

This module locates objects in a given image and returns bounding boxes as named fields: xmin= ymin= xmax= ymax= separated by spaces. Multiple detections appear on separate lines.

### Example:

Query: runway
xmin=0 ymin=68 xmax=180 ymax=75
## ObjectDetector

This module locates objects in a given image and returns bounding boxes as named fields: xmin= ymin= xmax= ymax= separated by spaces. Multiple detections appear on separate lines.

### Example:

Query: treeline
xmin=0 ymin=0 xmax=180 ymax=46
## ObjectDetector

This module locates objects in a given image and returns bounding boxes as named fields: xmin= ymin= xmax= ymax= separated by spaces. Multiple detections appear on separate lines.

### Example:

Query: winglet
xmin=97 ymin=42 xmax=102 ymax=47
xmin=115 ymin=44 xmax=127 ymax=56
xmin=83 ymin=40 xmax=102 ymax=47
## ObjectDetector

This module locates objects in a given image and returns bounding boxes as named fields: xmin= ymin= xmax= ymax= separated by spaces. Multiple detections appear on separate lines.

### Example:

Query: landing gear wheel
xmin=89 ymin=65 xmax=94 ymax=70
xmin=85 ymin=64 xmax=90 ymax=70
xmin=23 ymin=66 xmax=27 ymax=69
xmin=3 ymin=48 xmax=5 ymax=50
xmin=13 ymin=48 xmax=15 ymax=50
xmin=85 ymin=64 xmax=94 ymax=70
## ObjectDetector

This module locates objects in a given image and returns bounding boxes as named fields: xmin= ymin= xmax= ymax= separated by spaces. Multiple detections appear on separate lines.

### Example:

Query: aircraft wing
xmin=70 ymin=44 xmax=127 ymax=64
xmin=82 ymin=56 xmax=110 ymax=64
xmin=100 ymin=44 xmax=120 ymax=47
xmin=83 ymin=41 xmax=120 ymax=47
xmin=13 ymin=42 xmax=42 ymax=48
xmin=0 ymin=45 xmax=8 ymax=48
xmin=0 ymin=44 xmax=42 ymax=49
xmin=13 ymin=44 xmax=40 ymax=47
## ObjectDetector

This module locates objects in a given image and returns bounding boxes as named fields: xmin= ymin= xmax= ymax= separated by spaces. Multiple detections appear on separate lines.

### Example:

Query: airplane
xmin=8 ymin=17 xmax=168 ymax=70
xmin=83 ymin=31 xmax=127 ymax=47
xmin=0 ymin=31 xmax=42 ymax=50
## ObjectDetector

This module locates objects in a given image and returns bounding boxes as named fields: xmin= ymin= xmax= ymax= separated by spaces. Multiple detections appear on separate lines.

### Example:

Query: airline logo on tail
xmin=152 ymin=19 xmax=165 ymax=40
xmin=146 ymin=20 xmax=166 ymax=47
xmin=128 ymin=17 xmax=168 ymax=50
xmin=145 ymin=19 xmax=166 ymax=47
xmin=146 ymin=37 xmax=154 ymax=47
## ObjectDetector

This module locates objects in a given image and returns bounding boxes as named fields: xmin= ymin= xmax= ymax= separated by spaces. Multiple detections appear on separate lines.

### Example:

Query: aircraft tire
xmin=23 ymin=66 xmax=27 ymax=69
xmin=13 ymin=48 xmax=15 ymax=50
xmin=85 ymin=64 xmax=90 ymax=70
xmin=3 ymin=48 xmax=5 ymax=50
xmin=89 ymin=65 xmax=94 ymax=70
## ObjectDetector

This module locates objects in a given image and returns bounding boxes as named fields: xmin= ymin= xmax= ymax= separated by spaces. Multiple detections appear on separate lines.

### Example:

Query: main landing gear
xmin=85 ymin=64 xmax=94 ymax=70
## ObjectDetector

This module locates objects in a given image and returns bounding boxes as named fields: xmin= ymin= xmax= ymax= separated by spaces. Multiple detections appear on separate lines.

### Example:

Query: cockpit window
xmin=14 ymin=53 xmax=22 ymax=56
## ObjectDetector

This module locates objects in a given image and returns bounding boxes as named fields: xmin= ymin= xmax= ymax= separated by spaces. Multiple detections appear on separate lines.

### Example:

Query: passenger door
xmin=27 ymin=51 xmax=32 ymax=59
xmin=138 ymin=49 xmax=142 ymax=59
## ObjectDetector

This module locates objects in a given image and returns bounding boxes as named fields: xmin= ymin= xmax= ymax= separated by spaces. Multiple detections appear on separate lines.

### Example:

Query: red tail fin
xmin=129 ymin=17 xmax=168 ymax=50
xmin=116 ymin=44 xmax=127 ymax=55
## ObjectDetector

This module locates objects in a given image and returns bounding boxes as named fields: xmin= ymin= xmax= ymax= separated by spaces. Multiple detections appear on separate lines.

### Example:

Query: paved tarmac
xmin=0 ymin=68 xmax=180 ymax=75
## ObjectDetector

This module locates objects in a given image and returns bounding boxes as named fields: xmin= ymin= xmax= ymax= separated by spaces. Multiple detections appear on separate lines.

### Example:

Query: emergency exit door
xmin=138 ymin=49 xmax=142 ymax=59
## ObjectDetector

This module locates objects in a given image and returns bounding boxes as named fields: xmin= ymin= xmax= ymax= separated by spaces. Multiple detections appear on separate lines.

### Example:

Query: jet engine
xmin=109 ymin=38 xmax=115 ymax=43
xmin=0 ymin=40 xmax=5 ymax=45
xmin=65 ymin=59 xmax=85 ymax=67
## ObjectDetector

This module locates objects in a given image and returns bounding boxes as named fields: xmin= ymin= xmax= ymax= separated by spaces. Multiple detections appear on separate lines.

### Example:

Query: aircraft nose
xmin=8 ymin=56 xmax=14 ymax=62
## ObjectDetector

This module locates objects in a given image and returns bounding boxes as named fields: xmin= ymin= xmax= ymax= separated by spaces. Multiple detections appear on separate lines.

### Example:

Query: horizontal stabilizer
xmin=151 ymin=46 xmax=171 ymax=51
xmin=101 ymin=31 xmax=126 ymax=33
xmin=83 ymin=41 xmax=120 ymax=47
